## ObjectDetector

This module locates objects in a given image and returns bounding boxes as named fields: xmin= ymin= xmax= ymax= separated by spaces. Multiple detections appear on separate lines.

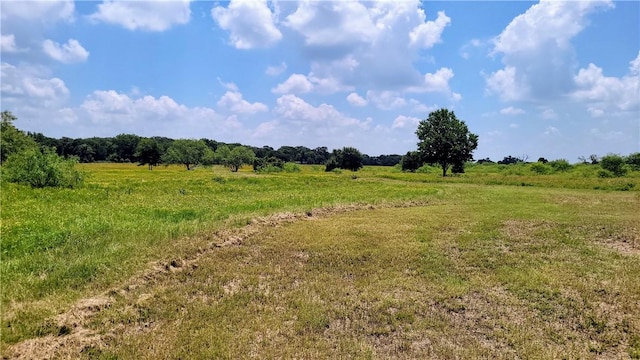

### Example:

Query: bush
xmin=530 ymin=162 xmax=552 ymax=175
xmin=626 ymin=152 xmax=640 ymax=171
xmin=600 ymin=154 xmax=627 ymax=177
xmin=598 ymin=169 xmax=614 ymax=178
xmin=254 ymin=157 xmax=284 ymax=173
xmin=549 ymin=159 xmax=572 ymax=172
xmin=283 ymin=162 xmax=301 ymax=173
xmin=3 ymin=148 xmax=84 ymax=188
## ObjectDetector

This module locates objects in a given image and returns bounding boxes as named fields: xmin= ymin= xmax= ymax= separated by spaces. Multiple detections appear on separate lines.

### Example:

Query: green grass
xmin=1 ymin=163 xmax=639 ymax=358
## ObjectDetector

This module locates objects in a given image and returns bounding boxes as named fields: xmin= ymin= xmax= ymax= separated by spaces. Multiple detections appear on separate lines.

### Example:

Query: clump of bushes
xmin=600 ymin=154 xmax=627 ymax=177
xmin=3 ymin=148 xmax=84 ymax=188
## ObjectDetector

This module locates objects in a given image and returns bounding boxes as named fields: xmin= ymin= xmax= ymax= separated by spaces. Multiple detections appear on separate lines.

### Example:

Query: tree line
xmin=24 ymin=131 xmax=401 ymax=168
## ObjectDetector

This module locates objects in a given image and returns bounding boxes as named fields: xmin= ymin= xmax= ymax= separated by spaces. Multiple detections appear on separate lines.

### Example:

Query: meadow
xmin=1 ymin=163 xmax=639 ymax=358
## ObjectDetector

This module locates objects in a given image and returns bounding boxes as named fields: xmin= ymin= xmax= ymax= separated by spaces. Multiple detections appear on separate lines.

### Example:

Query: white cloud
xmin=266 ymin=62 xmax=287 ymax=76
xmin=1 ymin=0 xmax=74 ymax=23
xmin=272 ymin=74 xmax=314 ymax=94
xmin=392 ymin=115 xmax=420 ymax=129
xmin=366 ymin=91 xmax=407 ymax=110
xmin=500 ymin=107 xmax=525 ymax=116
xmin=212 ymin=0 xmax=281 ymax=49
xmin=42 ymin=39 xmax=89 ymax=63
xmin=347 ymin=92 xmax=367 ymax=107
xmin=415 ymin=67 xmax=455 ymax=93
xmin=409 ymin=11 xmax=450 ymax=48
xmin=90 ymin=0 xmax=191 ymax=31
xmin=279 ymin=2 xmax=456 ymax=95
xmin=1 ymin=62 xmax=69 ymax=103
xmin=485 ymin=66 xmax=527 ymax=102
xmin=274 ymin=94 xmax=366 ymax=129
xmin=487 ymin=0 xmax=613 ymax=101
xmin=77 ymin=90 xmax=238 ymax=139
xmin=572 ymin=54 xmax=640 ymax=116
xmin=217 ymin=91 xmax=268 ymax=114
xmin=1 ymin=34 xmax=26 ymax=53
xmin=284 ymin=1 xmax=377 ymax=47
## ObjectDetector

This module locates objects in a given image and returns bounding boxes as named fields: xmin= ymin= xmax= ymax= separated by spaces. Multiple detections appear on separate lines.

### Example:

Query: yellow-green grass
xmin=1 ymin=163 xmax=639 ymax=358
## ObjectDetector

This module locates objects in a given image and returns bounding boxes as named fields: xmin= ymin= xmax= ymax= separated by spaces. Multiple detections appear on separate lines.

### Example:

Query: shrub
xmin=254 ymin=157 xmax=284 ymax=173
xmin=626 ymin=152 xmax=640 ymax=171
xmin=598 ymin=169 xmax=614 ymax=178
xmin=549 ymin=159 xmax=572 ymax=172
xmin=283 ymin=162 xmax=301 ymax=173
xmin=3 ymin=148 xmax=84 ymax=188
xmin=600 ymin=154 xmax=627 ymax=177
xmin=530 ymin=162 xmax=552 ymax=175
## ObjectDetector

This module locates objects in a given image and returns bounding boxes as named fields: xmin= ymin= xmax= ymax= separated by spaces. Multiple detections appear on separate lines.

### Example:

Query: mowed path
xmin=5 ymin=186 xmax=640 ymax=359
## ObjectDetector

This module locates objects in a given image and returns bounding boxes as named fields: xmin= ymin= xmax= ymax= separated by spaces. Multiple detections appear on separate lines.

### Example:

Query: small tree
xmin=225 ymin=146 xmax=256 ymax=172
xmin=135 ymin=138 xmax=162 ymax=170
xmin=162 ymin=139 xmax=213 ymax=170
xmin=1 ymin=111 xmax=38 ymax=163
xmin=401 ymin=151 xmax=423 ymax=172
xmin=415 ymin=109 xmax=478 ymax=176
xmin=600 ymin=154 xmax=627 ymax=177
xmin=325 ymin=147 xmax=363 ymax=172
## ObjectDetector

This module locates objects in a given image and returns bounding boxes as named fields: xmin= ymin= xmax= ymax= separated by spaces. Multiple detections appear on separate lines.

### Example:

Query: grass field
xmin=1 ymin=163 xmax=639 ymax=358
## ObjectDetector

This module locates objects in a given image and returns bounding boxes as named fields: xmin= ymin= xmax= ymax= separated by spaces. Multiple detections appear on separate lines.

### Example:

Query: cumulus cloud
xmin=266 ymin=62 xmax=287 ymax=76
xmin=280 ymin=1 xmax=455 ymax=95
xmin=409 ymin=11 xmax=451 ymax=48
xmin=272 ymin=74 xmax=314 ymax=94
xmin=366 ymin=91 xmax=407 ymax=110
xmin=1 ymin=34 xmax=26 ymax=53
xmin=571 ymin=52 xmax=640 ymax=115
xmin=274 ymin=94 xmax=367 ymax=129
xmin=1 ymin=0 xmax=74 ymax=23
xmin=487 ymin=0 xmax=613 ymax=101
xmin=1 ymin=62 xmax=69 ymax=104
xmin=212 ymin=0 xmax=282 ymax=49
xmin=500 ymin=107 xmax=525 ymax=116
xmin=42 ymin=39 xmax=89 ymax=63
xmin=346 ymin=92 xmax=367 ymax=107
xmin=217 ymin=91 xmax=268 ymax=114
xmin=541 ymin=108 xmax=558 ymax=120
xmin=90 ymin=0 xmax=191 ymax=31
xmin=392 ymin=115 xmax=421 ymax=129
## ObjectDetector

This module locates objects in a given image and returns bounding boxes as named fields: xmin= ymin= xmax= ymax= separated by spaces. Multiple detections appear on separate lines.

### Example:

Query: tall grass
xmin=1 ymin=162 xmax=638 ymax=350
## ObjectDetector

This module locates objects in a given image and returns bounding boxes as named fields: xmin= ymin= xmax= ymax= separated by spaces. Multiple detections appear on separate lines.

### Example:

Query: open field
xmin=2 ymin=163 xmax=639 ymax=358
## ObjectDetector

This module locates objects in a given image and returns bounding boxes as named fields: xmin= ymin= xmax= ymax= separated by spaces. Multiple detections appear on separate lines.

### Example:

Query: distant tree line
xmin=23 ymin=130 xmax=399 ymax=169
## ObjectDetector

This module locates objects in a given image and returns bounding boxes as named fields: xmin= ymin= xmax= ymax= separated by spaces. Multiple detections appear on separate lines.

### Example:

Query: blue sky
xmin=1 ymin=0 xmax=638 ymax=160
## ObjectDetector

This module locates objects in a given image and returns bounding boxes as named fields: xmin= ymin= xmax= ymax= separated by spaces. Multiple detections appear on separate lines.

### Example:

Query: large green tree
xmin=325 ymin=147 xmax=363 ymax=172
xmin=415 ymin=108 xmax=478 ymax=177
xmin=162 ymin=139 xmax=214 ymax=170
xmin=135 ymin=138 xmax=162 ymax=170
xmin=1 ymin=111 xmax=38 ymax=163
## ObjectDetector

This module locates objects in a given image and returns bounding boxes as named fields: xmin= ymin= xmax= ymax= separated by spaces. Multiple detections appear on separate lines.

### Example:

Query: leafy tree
xmin=415 ymin=108 xmax=478 ymax=176
xmin=214 ymin=145 xmax=231 ymax=165
xmin=254 ymin=156 xmax=284 ymax=173
xmin=401 ymin=151 xmax=423 ymax=172
xmin=135 ymin=138 xmax=162 ymax=170
xmin=225 ymin=146 xmax=256 ymax=172
xmin=325 ymin=147 xmax=363 ymax=172
xmin=537 ymin=157 xmax=548 ymax=164
xmin=626 ymin=152 xmax=640 ymax=171
xmin=600 ymin=154 xmax=627 ymax=177
xmin=113 ymin=134 xmax=140 ymax=162
xmin=162 ymin=139 xmax=214 ymax=170
xmin=3 ymin=147 xmax=84 ymax=188
xmin=1 ymin=111 xmax=38 ymax=163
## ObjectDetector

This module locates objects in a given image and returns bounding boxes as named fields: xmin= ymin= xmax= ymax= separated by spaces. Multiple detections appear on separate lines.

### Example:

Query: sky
xmin=1 ymin=0 xmax=638 ymax=161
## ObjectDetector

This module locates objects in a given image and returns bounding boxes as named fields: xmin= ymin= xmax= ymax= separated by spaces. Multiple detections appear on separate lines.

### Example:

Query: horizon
xmin=1 ymin=0 xmax=639 ymax=160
